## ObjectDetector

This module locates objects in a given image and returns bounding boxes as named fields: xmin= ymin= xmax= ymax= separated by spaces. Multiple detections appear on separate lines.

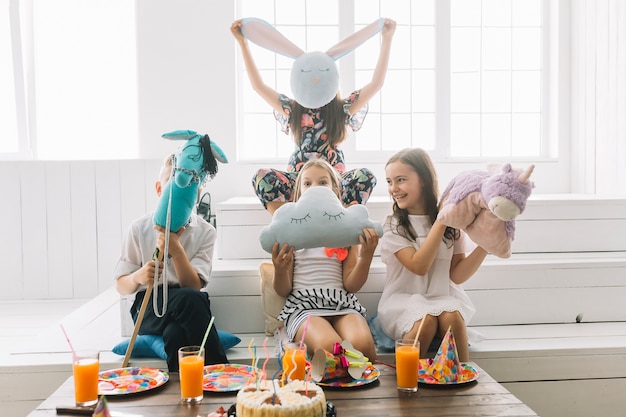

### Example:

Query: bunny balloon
xmin=240 ymin=17 xmax=385 ymax=109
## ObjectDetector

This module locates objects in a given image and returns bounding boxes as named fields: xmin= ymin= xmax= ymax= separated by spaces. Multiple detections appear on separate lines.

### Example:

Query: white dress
xmin=377 ymin=214 xmax=476 ymax=340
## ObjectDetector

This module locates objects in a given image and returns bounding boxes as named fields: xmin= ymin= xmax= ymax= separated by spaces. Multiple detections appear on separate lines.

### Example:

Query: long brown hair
xmin=289 ymin=95 xmax=347 ymax=147
xmin=387 ymin=148 xmax=458 ymax=245
xmin=293 ymin=159 xmax=342 ymax=202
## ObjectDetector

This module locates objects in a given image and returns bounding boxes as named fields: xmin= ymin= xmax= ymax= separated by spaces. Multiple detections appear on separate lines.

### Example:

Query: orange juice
xmin=179 ymin=353 xmax=204 ymax=402
xmin=282 ymin=344 xmax=307 ymax=381
xmin=73 ymin=357 xmax=99 ymax=406
xmin=395 ymin=341 xmax=419 ymax=392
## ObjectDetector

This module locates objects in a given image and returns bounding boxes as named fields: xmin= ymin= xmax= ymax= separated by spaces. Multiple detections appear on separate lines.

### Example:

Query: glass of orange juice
xmin=281 ymin=342 xmax=307 ymax=381
xmin=395 ymin=339 xmax=420 ymax=392
xmin=72 ymin=350 xmax=100 ymax=406
xmin=178 ymin=346 xmax=204 ymax=404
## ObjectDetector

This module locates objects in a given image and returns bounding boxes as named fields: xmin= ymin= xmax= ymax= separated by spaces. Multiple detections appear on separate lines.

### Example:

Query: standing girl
xmin=231 ymin=18 xmax=396 ymax=214
xmin=378 ymin=148 xmax=488 ymax=361
xmin=272 ymin=159 xmax=379 ymax=361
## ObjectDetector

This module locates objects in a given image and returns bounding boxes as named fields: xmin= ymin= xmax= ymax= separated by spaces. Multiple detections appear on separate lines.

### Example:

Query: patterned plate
xmin=317 ymin=364 xmax=380 ymax=388
xmin=418 ymin=359 xmax=479 ymax=385
xmin=98 ymin=367 xmax=169 ymax=395
xmin=203 ymin=364 xmax=262 ymax=392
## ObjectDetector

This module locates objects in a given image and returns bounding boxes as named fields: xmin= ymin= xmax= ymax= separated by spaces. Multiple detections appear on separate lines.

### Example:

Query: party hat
xmin=311 ymin=349 xmax=349 ymax=382
xmin=92 ymin=395 xmax=111 ymax=417
xmin=427 ymin=326 xmax=461 ymax=383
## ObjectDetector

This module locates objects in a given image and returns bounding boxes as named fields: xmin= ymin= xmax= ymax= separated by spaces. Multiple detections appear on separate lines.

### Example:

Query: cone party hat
xmin=427 ymin=325 xmax=461 ymax=383
xmin=92 ymin=395 xmax=111 ymax=417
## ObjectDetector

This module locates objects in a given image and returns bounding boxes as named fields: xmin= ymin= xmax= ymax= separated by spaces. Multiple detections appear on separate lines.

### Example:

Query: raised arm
xmin=449 ymin=245 xmax=488 ymax=285
xmin=343 ymin=228 xmax=379 ymax=293
xmin=348 ymin=18 xmax=396 ymax=115
xmin=394 ymin=220 xmax=446 ymax=276
xmin=271 ymin=243 xmax=295 ymax=297
xmin=231 ymin=20 xmax=284 ymax=115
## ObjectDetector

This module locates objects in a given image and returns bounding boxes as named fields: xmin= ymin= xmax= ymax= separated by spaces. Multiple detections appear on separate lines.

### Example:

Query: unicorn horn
xmin=518 ymin=164 xmax=535 ymax=183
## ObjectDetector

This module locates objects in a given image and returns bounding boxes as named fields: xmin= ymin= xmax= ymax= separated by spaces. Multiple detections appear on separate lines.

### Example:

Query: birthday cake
xmin=235 ymin=379 xmax=326 ymax=417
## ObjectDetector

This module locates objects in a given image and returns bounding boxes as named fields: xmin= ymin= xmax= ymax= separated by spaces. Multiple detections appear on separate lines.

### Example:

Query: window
xmin=0 ymin=0 xmax=137 ymax=160
xmin=236 ymin=0 xmax=555 ymax=164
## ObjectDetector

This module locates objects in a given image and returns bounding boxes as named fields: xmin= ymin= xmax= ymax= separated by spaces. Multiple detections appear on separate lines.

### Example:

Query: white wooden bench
xmin=211 ymin=194 xmax=626 ymax=417
xmin=4 ymin=194 xmax=626 ymax=417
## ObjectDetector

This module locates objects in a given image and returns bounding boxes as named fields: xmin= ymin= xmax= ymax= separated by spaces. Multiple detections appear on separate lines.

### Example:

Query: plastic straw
xmin=413 ymin=314 xmax=427 ymax=348
xmin=60 ymin=323 xmax=77 ymax=362
xmin=299 ymin=315 xmax=311 ymax=349
xmin=199 ymin=316 xmax=215 ymax=357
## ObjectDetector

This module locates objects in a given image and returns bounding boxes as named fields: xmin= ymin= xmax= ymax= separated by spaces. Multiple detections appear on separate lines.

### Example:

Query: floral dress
xmin=252 ymin=91 xmax=377 ymax=207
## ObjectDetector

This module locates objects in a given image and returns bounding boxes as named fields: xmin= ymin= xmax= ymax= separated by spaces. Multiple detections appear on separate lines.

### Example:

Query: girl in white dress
xmin=378 ymin=148 xmax=488 ymax=361
xmin=273 ymin=159 xmax=380 ymax=361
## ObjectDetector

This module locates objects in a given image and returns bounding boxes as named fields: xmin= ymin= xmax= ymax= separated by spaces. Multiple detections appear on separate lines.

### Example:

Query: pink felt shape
xmin=437 ymin=164 xmax=535 ymax=258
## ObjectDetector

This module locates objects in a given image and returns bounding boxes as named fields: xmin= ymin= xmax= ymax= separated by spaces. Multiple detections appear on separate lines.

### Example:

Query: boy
xmin=114 ymin=155 xmax=227 ymax=371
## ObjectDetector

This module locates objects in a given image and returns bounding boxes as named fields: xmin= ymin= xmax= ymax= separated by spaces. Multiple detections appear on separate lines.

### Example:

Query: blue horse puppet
xmin=153 ymin=130 xmax=228 ymax=233
xmin=151 ymin=130 xmax=228 ymax=317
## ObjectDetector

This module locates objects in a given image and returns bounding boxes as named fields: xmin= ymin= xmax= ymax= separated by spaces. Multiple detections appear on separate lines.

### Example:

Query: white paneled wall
xmin=0 ymin=159 xmax=162 ymax=300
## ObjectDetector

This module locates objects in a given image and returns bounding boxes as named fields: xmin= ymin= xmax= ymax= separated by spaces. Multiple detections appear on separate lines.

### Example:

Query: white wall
xmin=128 ymin=1 xmax=572 ymax=208
xmin=2 ymin=1 xmax=625 ymax=301
xmin=133 ymin=1 xmax=250 ymax=204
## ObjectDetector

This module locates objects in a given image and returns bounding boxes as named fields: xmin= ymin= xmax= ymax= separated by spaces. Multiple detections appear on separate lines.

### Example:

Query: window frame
xmin=235 ymin=0 xmax=569 ymax=178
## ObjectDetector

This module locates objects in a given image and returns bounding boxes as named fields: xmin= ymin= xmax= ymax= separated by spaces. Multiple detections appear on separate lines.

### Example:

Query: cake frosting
xmin=236 ymin=379 xmax=326 ymax=417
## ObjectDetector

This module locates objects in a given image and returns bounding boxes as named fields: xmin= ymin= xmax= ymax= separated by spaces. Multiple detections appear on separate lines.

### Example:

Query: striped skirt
xmin=277 ymin=288 xmax=366 ymax=340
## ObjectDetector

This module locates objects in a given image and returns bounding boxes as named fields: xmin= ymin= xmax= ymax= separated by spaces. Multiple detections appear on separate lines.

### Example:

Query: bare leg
xmin=332 ymin=314 xmax=377 ymax=361
xmin=437 ymin=311 xmax=469 ymax=361
xmin=294 ymin=316 xmax=341 ymax=357
xmin=403 ymin=315 xmax=438 ymax=358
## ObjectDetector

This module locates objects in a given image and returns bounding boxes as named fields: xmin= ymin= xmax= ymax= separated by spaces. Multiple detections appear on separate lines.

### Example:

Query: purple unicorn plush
xmin=437 ymin=164 xmax=535 ymax=258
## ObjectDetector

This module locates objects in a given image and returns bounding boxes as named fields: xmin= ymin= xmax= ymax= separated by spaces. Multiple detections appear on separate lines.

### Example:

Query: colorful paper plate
xmin=418 ymin=359 xmax=479 ymax=385
xmin=317 ymin=364 xmax=379 ymax=388
xmin=98 ymin=367 xmax=169 ymax=395
xmin=203 ymin=363 xmax=263 ymax=392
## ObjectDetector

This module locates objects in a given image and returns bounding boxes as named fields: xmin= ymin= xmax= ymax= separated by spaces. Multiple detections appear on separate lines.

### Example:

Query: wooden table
xmin=28 ymin=362 xmax=539 ymax=417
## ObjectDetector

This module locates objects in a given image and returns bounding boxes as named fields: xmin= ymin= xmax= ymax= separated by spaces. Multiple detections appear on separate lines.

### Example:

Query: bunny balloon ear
xmin=326 ymin=18 xmax=385 ymax=60
xmin=240 ymin=17 xmax=304 ymax=58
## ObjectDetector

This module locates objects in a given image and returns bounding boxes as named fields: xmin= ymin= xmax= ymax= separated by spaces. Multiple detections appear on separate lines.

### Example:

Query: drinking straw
xmin=299 ymin=315 xmax=311 ymax=349
xmin=199 ymin=316 xmax=215 ymax=357
xmin=374 ymin=359 xmax=396 ymax=369
xmin=412 ymin=314 xmax=428 ymax=348
xmin=59 ymin=323 xmax=77 ymax=362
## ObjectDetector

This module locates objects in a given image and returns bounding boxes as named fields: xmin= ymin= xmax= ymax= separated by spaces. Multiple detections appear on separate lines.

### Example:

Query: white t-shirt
xmin=113 ymin=212 xmax=216 ymax=293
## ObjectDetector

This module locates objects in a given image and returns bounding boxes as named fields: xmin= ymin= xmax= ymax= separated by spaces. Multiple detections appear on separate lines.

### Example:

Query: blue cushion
xmin=367 ymin=315 xmax=395 ymax=353
xmin=112 ymin=334 xmax=167 ymax=359
xmin=112 ymin=330 xmax=241 ymax=359
xmin=217 ymin=329 xmax=241 ymax=351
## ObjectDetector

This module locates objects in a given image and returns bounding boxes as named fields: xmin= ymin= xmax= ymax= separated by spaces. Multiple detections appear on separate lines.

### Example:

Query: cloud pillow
xmin=259 ymin=186 xmax=383 ymax=253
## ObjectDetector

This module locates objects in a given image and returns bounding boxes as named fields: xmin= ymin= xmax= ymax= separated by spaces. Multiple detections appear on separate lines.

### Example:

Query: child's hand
xmin=382 ymin=18 xmax=396 ymax=38
xmin=231 ymin=19 xmax=245 ymax=42
xmin=133 ymin=261 xmax=156 ymax=286
xmin=272 ymin=243 xmax=294 ymax=270
xmin=154 ymin=225 xmax=185 ymax=258
xmin=358 ymin=228 xmax=379 ymax=258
